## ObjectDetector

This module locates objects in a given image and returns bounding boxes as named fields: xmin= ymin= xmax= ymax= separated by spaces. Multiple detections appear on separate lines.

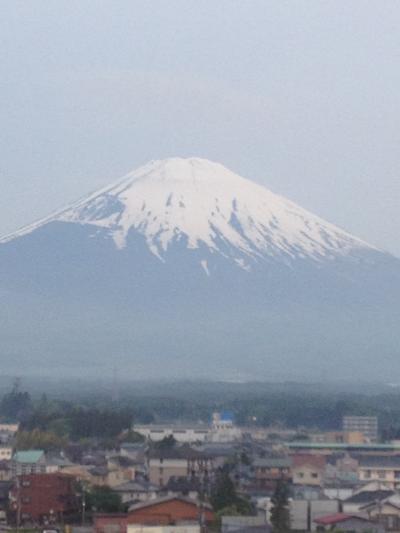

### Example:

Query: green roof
xmin=286 ymin=442 xmax=400 ymax=450
xmin=13 ymin=450 xmax=44 ymax=463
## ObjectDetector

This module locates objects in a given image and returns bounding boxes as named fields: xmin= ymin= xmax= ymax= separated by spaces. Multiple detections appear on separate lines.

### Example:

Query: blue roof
xmin=13 ymin=450 xmax=44 ymax=463
xmin=220 ymin=411 xmax=234 ymax=422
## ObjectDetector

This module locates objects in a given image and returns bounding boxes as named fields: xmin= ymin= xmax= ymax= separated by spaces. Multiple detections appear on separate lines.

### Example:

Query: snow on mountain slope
xmin=1 ymin=158 xmax=376 ymax=269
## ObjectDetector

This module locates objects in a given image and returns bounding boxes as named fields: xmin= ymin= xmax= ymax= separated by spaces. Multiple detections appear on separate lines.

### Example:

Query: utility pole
xmin=81 ymin=491 xmax=86 ymax=525
xmin=16 ymin=476 xmax=21 ymax=533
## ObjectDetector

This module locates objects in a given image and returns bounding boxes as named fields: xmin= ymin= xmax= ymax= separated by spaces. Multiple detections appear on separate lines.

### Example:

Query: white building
xmin=210 ymin=412 xmax=241 ymax=443
xmin=135 ymin=425 xmax=210 ymax=443
xmin=135 ymin=412 xmax=241 ymax=445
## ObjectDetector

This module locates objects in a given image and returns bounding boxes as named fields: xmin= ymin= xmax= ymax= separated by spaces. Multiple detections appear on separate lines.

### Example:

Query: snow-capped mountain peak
xmin=1 ymin=157 xmax=375 ymax=269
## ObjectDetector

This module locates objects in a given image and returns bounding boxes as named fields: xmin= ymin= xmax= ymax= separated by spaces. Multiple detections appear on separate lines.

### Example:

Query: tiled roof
xmin=314 ymin=513 xmax=369 ymax=525
xmin=291 ymin=453 xmax=326 ymax=469
xmin=358 ymin=455 xmax=400 ymax=468
xmin=113 ymin=480 xmax=160 ymax=493
xmin=128 ymin=495 xmax=212 ymax=512
xmin=149 ymin=444 xmax=208 ymax=460
xmin=253 ymin=457 xmax=291 ymax=468
xmin=345 ymin=489 xmax=394 ymax=504
xmin=360 ymin=498 xmax=400 ymax=512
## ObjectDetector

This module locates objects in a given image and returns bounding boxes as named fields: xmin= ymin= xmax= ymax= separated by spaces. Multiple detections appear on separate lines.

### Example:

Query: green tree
xmin=240 ymin=452 xmax=250 ymax=466
xmin=0 ymin=381 xmax=32 ymax=421
xmin=270 ymin=481 xmax=290 ymax=533
xmin=154 ymin=435 xmax=177 ymax=449
xmin=211 ymin=471 xmax=237 ymax=511
xmin=122 ymin=429 xmax=145 ymax=443
xmin=210 ymin=470 xmax=252 ymax=514
xmin=85 ymin=486 xmax=124 ymax=513
xmin=15 ymin=428 xmax=67 ymax=452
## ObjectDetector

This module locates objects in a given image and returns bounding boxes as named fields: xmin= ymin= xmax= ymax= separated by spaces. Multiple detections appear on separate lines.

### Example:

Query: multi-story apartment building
xmin=358 ymin=456 xmax=400 ymax=489
xmin=343 ymin=416 xmax=378 ymax=442
xmin=148 ymin=446 xmax=213 ymax=487
xmin=10 ymin=473 xmax=78 ymax=524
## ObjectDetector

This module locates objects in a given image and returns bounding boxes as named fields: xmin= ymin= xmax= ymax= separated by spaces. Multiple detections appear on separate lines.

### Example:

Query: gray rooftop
xmin=253 ymin=457 xmax=291 ymax=468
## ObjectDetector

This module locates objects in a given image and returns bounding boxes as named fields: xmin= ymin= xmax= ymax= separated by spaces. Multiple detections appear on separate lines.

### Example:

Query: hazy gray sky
xmin=1 ymin=0 xmax=399 ymax=255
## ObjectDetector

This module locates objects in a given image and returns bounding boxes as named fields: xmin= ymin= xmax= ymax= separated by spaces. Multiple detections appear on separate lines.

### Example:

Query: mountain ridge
xmin=0 ymin=157 xmax=398 ymax=380
xmin=0 ymin=158 xmax=380 ymax=273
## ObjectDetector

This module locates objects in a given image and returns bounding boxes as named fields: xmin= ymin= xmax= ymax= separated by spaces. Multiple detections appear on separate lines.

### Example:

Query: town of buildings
xmin=3 ymin=414 xmax=400 ymax=532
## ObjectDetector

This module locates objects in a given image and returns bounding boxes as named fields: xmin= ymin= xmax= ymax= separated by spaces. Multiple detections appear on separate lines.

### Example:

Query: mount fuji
xmin=1 ymin=158 xmax=399 ymax=380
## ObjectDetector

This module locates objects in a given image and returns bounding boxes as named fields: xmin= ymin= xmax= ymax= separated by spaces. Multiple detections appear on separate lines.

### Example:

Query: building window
xmin=298 ymin=472 xmax=304 ymax=478
xmin=364 ymin=470 xmax=371 ymax=479
xmin=21 ymin=480 xmax=31 ymax=487
xmin=311 ymin=473 xmax=318 ymax=478
xmin=378 ymin=470 xmax=386 ymax=479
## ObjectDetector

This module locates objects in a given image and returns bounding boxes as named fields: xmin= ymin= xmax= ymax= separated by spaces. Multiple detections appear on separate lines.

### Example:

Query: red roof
xmin=314 ymin=513 xmax=369 ymax=525
xmin=292 ymin=453 xmax=326 ymax=469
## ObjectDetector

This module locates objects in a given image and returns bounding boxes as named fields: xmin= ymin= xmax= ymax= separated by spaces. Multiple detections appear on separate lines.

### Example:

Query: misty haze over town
xmin=1 ymin=2 xmax=400 ymax=532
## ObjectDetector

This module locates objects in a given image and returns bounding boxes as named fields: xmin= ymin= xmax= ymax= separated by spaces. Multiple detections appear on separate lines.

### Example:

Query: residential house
xmin=358 ymin=455 xmax=400 ymax=488
xmin=127 ymin=496 xmax=214 ymax=525
xmin=61 ymin=464 xmax=95 ymax=485
xmin=194 ymin=443 xmax=238 ymax=470
xmin=120 ymin=442 xmax=147 ymax=463
xmin=0 ymin=447 xmax=13 ymax=461
xmin=112 ymin=480 xmax=161 ymax=503
xmin=12 ymin=450 xmax=46 ymax=476
xmin=361 ymin=496 xmax=400 ymax=532
xmin=324 ymin=453 xmax=359 ymax=484
xmin=44 ymin=452 xmax=74 ymax=473
xmin=252 ymin=457 xmax=292 ymax=490
xmin=148 ymin=446 xmax=213 ymax=487
xmin=0 ymin=424 xmax=19 ymax=445
xmin=292 ymin=454 xmax=325 ymax=486
xmin=342 ymin=488 xmax=395 ymax=514
xmin=107 ymin=455 xmax=137 ymax=482
xmin=94 ymin=496 xmax=214 ymax=533
xmin=88 ymin=465 xmax=129 ymax=488
xmin=314 ymin=513 xmax=383 ymax=532
xmin=0 ymin=423 xmax=19 ymax=433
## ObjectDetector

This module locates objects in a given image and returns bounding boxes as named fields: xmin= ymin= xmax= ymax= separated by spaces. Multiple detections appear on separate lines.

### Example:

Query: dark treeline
xmin=3 ymin=380 xmax=400 ymax=444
